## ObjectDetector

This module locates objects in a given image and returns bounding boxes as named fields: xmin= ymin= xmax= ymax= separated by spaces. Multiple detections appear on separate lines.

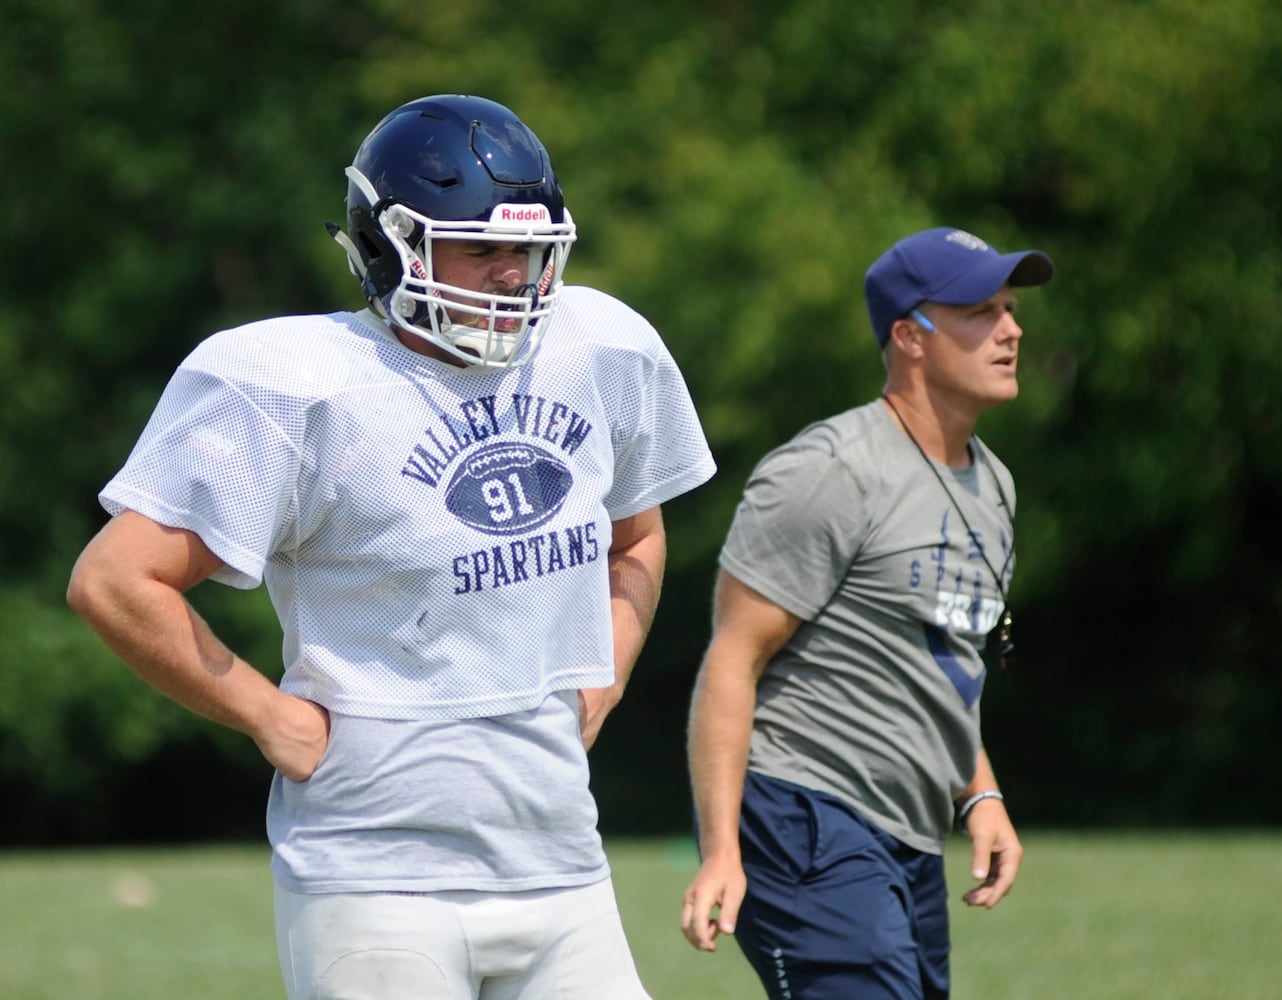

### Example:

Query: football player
xmin=69 ymin=94 xmax=716 ymax=999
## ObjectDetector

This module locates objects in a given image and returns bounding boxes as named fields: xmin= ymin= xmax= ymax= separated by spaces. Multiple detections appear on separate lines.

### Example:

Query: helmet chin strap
xmin=439 ymin=308 xmax=524 ymax=365
xmin=326 ymin=221 xmax=399 ymax=324
xmin=325 ymin=222 xmax=370 ymax=282
xmin=450 ymin=331 xmax=513 ymax=365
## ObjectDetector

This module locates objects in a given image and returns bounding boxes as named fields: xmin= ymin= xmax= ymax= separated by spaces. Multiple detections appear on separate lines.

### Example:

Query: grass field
xmin=1 ymin=832 xmax=1279 ymax=998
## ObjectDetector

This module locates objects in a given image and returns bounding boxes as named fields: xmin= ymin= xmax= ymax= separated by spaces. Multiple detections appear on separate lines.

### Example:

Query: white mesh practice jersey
xmin=100 ymin=288 xmax=716 ymax=721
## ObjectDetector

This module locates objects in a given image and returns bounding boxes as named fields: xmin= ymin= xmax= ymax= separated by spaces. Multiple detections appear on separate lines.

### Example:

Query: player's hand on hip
xmin=253 ymin=694 xmax=331 ymax=782
xmin=680 ymin=855 xmax=747 ymax=952
xmin=577 ymin=686 xmax=619 ymax=751
xmin=961 ymin=798 xmax=1023 ymax=909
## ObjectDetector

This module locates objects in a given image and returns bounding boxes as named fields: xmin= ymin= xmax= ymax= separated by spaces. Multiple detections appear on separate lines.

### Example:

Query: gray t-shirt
xmin=721 ymin=400 xmax=1014 ymax=853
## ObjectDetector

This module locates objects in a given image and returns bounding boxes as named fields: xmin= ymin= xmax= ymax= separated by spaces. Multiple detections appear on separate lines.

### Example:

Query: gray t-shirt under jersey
xmin=721 ymin=399 xmax=1015 ymax=854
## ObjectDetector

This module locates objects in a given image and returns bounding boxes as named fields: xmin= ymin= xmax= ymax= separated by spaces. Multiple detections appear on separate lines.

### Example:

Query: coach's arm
xmin=681 ymin=570 xmax=802 ymax=952
xmin=956 ymin=748 xmax=1023 ymax=909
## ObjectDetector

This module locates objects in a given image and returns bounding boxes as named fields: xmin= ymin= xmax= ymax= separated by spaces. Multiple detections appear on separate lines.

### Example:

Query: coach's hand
xmin=254 ymin=694 xmax=331 ymax=782
xmin=681 ymin=855 xmax=747 ymax=952
xmin=961 ymin=798 xmax=1023 ymax=909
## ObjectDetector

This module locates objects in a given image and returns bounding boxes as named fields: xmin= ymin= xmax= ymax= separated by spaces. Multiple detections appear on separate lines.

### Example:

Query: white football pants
xmin=274 ymin=877 xmax=651 ymax=999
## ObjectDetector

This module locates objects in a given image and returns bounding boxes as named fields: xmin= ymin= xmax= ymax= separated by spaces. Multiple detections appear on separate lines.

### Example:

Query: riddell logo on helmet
xmin=490 ymin=204 xmax=551 ymax=224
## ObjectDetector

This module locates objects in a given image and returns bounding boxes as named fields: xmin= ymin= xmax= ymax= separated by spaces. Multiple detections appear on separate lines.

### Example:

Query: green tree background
xmin=2 ymin=0 xmax=1278 ymax=843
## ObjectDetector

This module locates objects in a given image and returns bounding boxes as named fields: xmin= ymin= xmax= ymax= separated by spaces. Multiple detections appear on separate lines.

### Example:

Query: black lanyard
xmin=882 ymin=395 xmax=1015 ymax=669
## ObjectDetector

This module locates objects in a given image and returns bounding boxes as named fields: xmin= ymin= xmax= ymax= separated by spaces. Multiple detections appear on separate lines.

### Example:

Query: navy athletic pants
xmin=732 ymin=771 xmax=950 ymax=1000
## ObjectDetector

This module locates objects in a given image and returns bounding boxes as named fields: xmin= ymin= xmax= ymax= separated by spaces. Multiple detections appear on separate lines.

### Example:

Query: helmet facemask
xmin=340 ymin=166 xmax=575 ymax=369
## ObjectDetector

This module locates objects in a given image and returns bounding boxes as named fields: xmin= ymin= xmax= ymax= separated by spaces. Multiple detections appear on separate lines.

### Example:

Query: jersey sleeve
xmin=601 ymin=337 xmax=716 ymax=520
xmin=99 ymin=361 xmax=304 ymax=589
xmin=719 ymin=432 xmax=868 ymax=621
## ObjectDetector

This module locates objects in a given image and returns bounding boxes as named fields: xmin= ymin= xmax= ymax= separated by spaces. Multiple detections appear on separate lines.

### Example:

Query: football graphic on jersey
xmin=444 ymin=442 xmax=573 ymax=535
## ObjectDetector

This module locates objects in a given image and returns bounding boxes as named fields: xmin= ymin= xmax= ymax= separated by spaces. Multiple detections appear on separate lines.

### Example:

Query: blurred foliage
xmin=1 ymin=0 xmax=1279 ymax=842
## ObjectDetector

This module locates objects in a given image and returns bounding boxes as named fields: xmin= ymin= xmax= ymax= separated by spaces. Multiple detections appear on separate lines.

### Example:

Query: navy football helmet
xmin=331 ymin=95 xmax=576 ymax=367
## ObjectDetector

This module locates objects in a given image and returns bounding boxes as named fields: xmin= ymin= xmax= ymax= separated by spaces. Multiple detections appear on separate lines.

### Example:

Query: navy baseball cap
xmin=864 ymin=227 xmax=1054 ymax=347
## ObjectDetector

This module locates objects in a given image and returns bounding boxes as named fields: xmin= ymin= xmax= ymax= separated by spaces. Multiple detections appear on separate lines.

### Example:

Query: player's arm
xmin=956 ymin=747 xmax=1023 ymax=909
xmin=681 ymin=570 xmax=802 ymax=952
xmin=66 ymin=509 xmax=329 ymax=781
xmin=579 ymin=504 xmax=667 ymax=750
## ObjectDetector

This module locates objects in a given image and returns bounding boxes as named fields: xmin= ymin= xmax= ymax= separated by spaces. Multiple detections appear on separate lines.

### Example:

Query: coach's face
xmin=916 ymin=286 xmax=1024 ymax=411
